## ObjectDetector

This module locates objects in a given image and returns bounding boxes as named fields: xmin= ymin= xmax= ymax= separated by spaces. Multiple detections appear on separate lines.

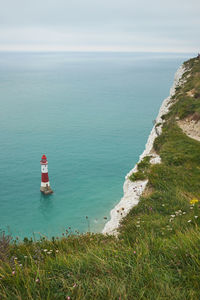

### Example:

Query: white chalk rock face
xmin=102 ymin=179 xmax=148 ymax=235
xmin=102 ymin=64 xmax=186 ymax=235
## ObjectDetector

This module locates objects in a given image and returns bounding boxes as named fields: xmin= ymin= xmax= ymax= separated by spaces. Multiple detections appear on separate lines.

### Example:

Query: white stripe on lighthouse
xmin=41 ymin=165 xmax=48 ymax=173
xmin=41 ymin=181 xmax=50 ymax=187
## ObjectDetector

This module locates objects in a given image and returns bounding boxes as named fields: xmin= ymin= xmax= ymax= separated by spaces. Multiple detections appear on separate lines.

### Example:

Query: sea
xmin=0 ymin=51 xmax=193 ymax=239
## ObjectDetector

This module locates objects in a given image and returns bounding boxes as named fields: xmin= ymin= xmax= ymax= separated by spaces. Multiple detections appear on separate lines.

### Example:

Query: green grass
xmin=129 ymin=156 xmax=151 ymax=181
xmin=0 ymin=56 xmax=200 ymax=300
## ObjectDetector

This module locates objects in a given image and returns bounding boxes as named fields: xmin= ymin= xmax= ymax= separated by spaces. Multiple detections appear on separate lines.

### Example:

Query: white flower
xmin=56 ymin=250 xmax=59 ymax=253
xmin=171 ymin=215 xmax=175 ymax=218
xmin=43 ymin=249 xmax=48 ymax=252
xmin=190 ymin=207 xmax=194 ymax=210
xmin=136 ymin=225 xmax=140 ymax=228
xmin=47 ymin=251 xmax=51 ymax=254
xmin=162 ymin=204 xmax=165 ymax=207
xmin=183 ymin=212 xmax=186 ymax=214
xmin=195 ymin=216 xmax=198 ymax=219
xmin=188 ymin=220 xmax=192 ymax=223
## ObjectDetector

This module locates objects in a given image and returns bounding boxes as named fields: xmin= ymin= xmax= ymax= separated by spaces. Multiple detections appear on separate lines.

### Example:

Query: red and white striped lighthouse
xmin=40 ymin=154 xmax=53 ymax=194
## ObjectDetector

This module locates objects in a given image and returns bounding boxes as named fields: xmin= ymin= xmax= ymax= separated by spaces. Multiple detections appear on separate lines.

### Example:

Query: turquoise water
xmin=0 ymin=52 xmax=192 ymax=239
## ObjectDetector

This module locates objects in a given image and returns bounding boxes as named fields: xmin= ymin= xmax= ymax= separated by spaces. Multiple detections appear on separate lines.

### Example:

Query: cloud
xmin=0 ymin=0 xmax=199 ymax=52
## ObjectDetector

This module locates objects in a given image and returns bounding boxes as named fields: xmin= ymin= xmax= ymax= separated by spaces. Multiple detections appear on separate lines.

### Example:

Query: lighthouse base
xmin=40 ymin=186 xmax=53 ymax=195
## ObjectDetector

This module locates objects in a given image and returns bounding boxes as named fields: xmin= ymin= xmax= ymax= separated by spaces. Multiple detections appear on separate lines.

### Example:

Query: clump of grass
xmin=0 ymin=230 xmax=12 ymax=262
xmin=129 ymin=156 xmax=151 ymax=181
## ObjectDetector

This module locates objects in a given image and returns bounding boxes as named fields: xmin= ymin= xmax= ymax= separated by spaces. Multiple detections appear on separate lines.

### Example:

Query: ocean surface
xmin=0 ymin=52 xmax=192 ymax=239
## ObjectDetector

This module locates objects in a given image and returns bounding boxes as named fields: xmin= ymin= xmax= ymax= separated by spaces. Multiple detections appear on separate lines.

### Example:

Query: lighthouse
xmin=40 ymin=154 xmax=53 ymax=194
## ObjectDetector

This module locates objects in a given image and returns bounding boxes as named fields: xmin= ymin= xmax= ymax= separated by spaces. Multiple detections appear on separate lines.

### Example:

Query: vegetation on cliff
xmin=0 ymin=56 xmax=200 ymax=300
xmin=129 ymin=156 xmax=151 ymax=181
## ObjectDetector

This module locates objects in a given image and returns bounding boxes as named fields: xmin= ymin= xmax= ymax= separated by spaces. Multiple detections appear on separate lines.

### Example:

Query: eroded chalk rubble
xmin=177 ymin=118 xmax=200 ymax=142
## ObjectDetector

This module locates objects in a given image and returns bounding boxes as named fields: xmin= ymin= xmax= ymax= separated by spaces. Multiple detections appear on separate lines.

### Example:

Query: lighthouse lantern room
xmin=40 ymin=154 xmax=53 ymax=194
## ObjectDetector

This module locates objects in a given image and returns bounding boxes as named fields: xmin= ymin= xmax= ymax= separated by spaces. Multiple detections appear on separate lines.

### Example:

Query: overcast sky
xmin=0 ymin=0 xmax=199 ymax=52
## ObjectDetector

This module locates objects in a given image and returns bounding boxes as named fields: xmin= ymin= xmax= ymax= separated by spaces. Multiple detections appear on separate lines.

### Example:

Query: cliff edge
xmin=103 ymin=64 xmax=186 ymax=235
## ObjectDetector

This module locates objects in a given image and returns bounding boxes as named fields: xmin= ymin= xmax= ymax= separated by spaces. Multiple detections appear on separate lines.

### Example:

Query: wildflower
xmin=190 ymin=198 xmax=199 ymax=205
xmin=136 ymin=225 xmax=140 ymax=228
xmin=162 ymin=204 xmax=165 ymax=207
xmin=190 ymin=207 xmax=194 ymax=209
xmin=47 ymin=251 xmax=51 ymax=254
xmin=195 ymin=216 xmax=198 ymax=219
xmin=66 ymin=297 xmax=71 ymax=300
xmin=73 ymin=283 xmax=77 ymax=288
xmin=136 ymin=221 xmax=140 ymax=224
xmin=43 ymin=249 xmax=48 ymax=252
xmin=14 ymin=257 xmax=18 ymax=260
xmin=12 ymin=271 xmax=15 ymax=275
xmin=188 ymin=220 xmax=192 ymax=223
xmin=56 ymin=250 xmax=59 ymax=253
xmin=171 ymin=215 xmax=175 ymax=218
xmin=19 ymin=264 xmax=22 ymax=267
xmin=35 ymin=278 xmax=39 ymax=283
xmin=183 ymin=212 xmax=186 ymax=214
xmin=133 ymin=251 xmax=136 ymax=254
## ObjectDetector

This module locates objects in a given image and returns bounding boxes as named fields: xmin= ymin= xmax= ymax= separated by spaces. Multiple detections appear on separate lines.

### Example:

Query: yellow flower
xmin=190 ymin=198 xmax=199 ymax=205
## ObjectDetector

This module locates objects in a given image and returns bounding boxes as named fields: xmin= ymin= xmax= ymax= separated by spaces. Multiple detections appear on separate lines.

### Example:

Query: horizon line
xmin=0 ymin=49 xmax=196 ymax=54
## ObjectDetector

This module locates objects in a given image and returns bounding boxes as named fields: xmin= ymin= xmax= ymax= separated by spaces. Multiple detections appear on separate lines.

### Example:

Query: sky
xmin=0 ymin=0 xmax=199 ymax=52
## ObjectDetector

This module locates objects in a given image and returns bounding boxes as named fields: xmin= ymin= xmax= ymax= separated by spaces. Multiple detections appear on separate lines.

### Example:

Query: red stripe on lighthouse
xmin=42 ymin=173 xmax=49 ymax=183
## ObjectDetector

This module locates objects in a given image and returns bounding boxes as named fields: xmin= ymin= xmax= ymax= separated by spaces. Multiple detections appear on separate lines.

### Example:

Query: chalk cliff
xmin=103 ymin=65 xmax=186 ymax=235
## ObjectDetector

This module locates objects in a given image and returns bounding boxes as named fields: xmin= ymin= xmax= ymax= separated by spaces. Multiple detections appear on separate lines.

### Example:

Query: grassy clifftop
xmin=0 ymin=56 xmax=200 ymax=300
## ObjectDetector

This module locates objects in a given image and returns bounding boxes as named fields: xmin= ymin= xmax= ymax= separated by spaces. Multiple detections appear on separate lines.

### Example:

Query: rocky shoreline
xmin=102 ymin=64 xmax=186 ymax=235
